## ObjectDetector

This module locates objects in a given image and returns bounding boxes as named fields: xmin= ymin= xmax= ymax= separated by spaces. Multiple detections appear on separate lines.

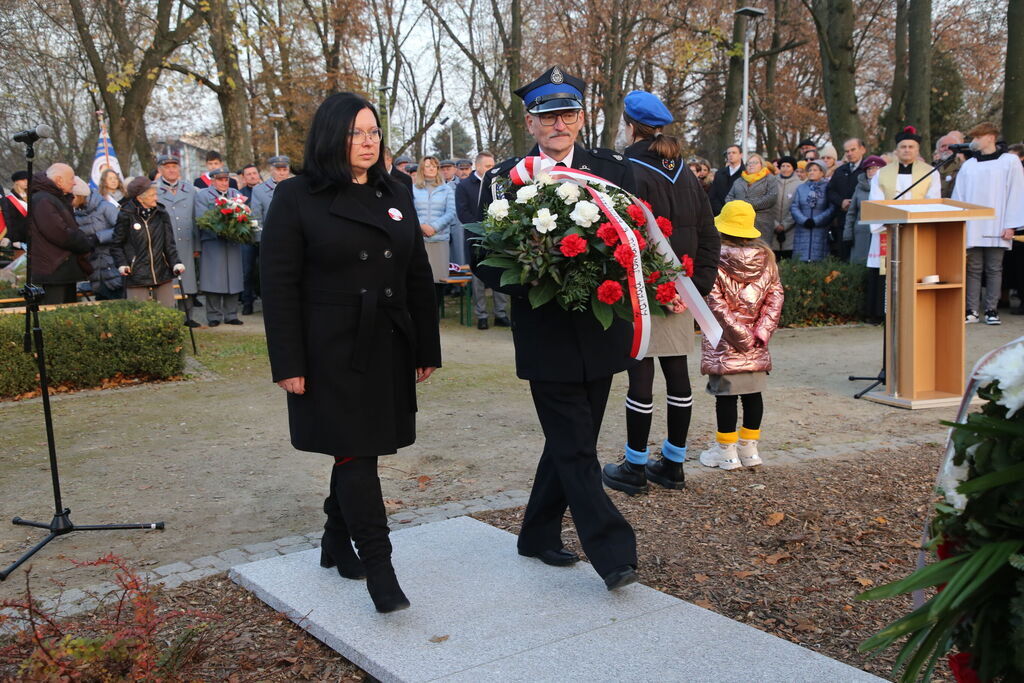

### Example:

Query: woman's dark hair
xmin=304 ymin=92 xmax=388 ymax=188
xmin=624 ymin=113 xmax=682 ymax=160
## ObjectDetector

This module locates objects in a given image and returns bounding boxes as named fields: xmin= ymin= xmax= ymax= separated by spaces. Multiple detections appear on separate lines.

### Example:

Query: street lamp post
xmin=378 ymin=86 xmax=393 ymax=150
xmin=735 ymin=7 xmax=766 ymax=160
xmin=268 ymin=112 xmax=286 ymax=157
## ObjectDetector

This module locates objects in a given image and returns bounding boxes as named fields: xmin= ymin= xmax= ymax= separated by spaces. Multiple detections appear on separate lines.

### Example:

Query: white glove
xmin=172 ymin=263 xmax=186 ymax=275
xmin=0 ymin=237 xmax=9 ymax=248
xmin=119 ymin=266 xmax=131 ymax=276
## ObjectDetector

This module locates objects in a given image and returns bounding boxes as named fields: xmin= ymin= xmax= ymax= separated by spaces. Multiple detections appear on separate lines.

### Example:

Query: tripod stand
xmin=849 ymin=319 xmax=886 ymax=398
xmin=0 ymin=135 xmax=164 ymax=582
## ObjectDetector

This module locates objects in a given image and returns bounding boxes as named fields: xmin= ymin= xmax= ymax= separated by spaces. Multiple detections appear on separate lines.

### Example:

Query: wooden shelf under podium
xmin=858 ymin=198 xmax=995 ymax=409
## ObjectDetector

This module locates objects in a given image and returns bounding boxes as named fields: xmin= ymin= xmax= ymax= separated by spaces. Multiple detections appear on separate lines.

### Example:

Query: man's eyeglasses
xmin=350 ymin=128 xmax=383 ymax=143
xmin=535 ymin=110 xmax=580 ymax=127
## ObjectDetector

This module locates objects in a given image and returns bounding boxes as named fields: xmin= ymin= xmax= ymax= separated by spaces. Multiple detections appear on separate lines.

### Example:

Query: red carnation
xmin=236 ymin=215 xmax=247 ymax=222
xmin=596 ymin=222 xmax=619 ymax=246
xmin=559 ymin=233 xmax=588 ymax=257
xmin=641 ymin=199 xmax=652 ymax=211
xmin=681 ymin=254 xmax=694 ymax=277
xmin=220 ymin=208 xmax=232 ymax=215
xmin=656 ymin=215 xmax=673 ymax=237
xmin=614 ymin=243 xmax=634 ymax=269
xmin=632 ymin=230 xmax=647 ymax=250
xmin=646 ymin=270 xmax=661 ymax=284
xmin=656 ymin=282 xmax=678 ymax=305
xmin=626 ymin=203 xmax=646 ymax=227
xmin=947 ymin=653 xmax=980 ymax=683
xmin=596 ymin=280 xmax=623 ymax=304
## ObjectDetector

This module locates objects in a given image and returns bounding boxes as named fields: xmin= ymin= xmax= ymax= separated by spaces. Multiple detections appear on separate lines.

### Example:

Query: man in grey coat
xmin=246 ymin=155 xmax=292 ymax=315
xmin=157 ymin=155 xmax=200 ymax=323
xmin=194 ymin=167 xmax=244 ymax=326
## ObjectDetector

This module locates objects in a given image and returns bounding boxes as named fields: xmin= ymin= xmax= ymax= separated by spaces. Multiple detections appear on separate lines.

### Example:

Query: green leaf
xmin=591 ymin=294 xmax=613 ymax=330
xmin=857 ymin=554 xmax=967 ymax=600
xmin=462 ymin=221 xmax=486 ymax=235
xmin=479 ymin=256 xmax=517 ymax=269
xmin=499 ymin=267 xmax=523 ymax=287
xmin=528 ymin=279 xmax=558 ymax=309
xmin=957 ymin=462 xmax=1024 ymax=495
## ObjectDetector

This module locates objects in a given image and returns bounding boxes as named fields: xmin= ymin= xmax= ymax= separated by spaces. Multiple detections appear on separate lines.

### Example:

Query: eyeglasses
xmin=535 ymin=110 xmax=580 ymax=126
xmin=349 ymin=128 xmax=383 ymax=143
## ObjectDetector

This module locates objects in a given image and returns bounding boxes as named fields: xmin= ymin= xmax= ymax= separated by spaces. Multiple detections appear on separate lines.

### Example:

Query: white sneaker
xmin=985 ymin=310 xmax=1002 ymax=325
xmin=699 ymin=442 xmax=742 ymax=470
xmin=737 ymin=439 xmax=763 ymax=467
xmin=966 ymin=311 xmax=980 ymax=324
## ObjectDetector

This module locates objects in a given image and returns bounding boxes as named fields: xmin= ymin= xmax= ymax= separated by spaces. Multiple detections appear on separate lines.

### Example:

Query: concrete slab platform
xmin=230 ymin=517 xmax=881 ymax=682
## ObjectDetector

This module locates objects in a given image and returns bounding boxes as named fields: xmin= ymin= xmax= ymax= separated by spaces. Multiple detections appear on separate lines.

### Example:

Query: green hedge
xmin=0 ymin=300 xmax=186 ymax=398
xmin=778 ymin=258 xmax=868 ymax=327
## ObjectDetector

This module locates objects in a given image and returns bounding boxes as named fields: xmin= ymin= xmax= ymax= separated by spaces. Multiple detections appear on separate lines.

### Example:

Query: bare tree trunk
xmin=764 ymin=0 xmax=783 ymax=157
xmin=880 ymin=0 xmax=908 ymax=145
xmin=807 ymin=0 xmax=864 ymax=144
xmin=207 ymin=0 xmax=253 ymax=170
xmin=711 ymin=2 xmax=747 ymax=159
xmin=906 ymin=0 xmax=932 ymax=151
xmin=1004 ymin=0 xmax=1024 ymax=142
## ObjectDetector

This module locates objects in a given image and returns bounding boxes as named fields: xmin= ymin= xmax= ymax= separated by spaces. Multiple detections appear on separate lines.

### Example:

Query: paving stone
xmin=156 ymin=575 xmax=184 ymax=590
xmin=247 ymin=550 xmax=280 ymax=561
xmin=155 ymin=561 xmax=194 ymax=577
xmin=216 ymin=548 xmax=251 ymax=566
xmin=178 ymin=567 xmax=222 ymax=583
xmin=242 ymin=541 xmax=280 ymax=554
xmin=278 ymin=543 xmax=313 ymax=555
xmin=274 ymin=535 xmax=307 ymax=548
xmin=191 ymin=555 xmax=232 ymax=571
xmin=231 ymin=517 xmax=880 ymax=683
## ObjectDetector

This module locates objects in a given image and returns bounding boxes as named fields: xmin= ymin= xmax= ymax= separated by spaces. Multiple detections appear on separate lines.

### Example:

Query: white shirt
xmin=952 ymin=153 xmax=1024 ymax=249
xmin=541 ymin=146 xmax=575 ymax=169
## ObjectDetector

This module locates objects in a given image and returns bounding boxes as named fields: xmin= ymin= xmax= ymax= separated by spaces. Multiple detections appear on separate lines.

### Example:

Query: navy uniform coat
xmin=261 ymin=173 xmax=442 ymax=457
xmin=194 ymin=186 xmax=244 ymax=294
xmin=472 ymin=144 xmax=638 ymax=383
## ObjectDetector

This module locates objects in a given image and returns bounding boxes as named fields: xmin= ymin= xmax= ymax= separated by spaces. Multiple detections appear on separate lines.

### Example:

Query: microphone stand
xmin=0 ymin=137 xmax=164 ymax=582
xmin=849 ymin=152 xmax=960 ymax=399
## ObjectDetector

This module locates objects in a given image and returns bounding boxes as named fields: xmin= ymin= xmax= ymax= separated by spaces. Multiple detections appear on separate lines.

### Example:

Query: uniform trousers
xmin=472 ymin=276 xmax=508 ymax=320
xmin=519 ymin=377 xmax=637 ymax=577
xmin=204 ymin=292 xmax=240 ymax=323
xmin=241 ymin=243 xmax=260 ymax=306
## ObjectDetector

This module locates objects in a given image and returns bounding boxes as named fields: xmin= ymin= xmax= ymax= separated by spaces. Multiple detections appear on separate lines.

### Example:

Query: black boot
xmin=332 ymin=458 xmax=410 ymax=613
xmin=321 ymin=467 xmax=366 ymax=579
xmin=645 ymin=457 xmax=686 ymax=490
xmin=601 ymin=460 xmax=648 ymax=496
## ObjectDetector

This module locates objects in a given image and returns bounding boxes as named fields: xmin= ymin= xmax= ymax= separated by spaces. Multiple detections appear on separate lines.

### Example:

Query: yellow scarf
xmin=742 ymin=167 xmax=769 ymax=184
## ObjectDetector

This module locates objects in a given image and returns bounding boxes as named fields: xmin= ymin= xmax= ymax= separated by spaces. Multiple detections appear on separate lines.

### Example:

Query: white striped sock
xmin=625 ymin=396 xmax=654 ymax=414
xmin=666 ymin=394 xmax=693 ymax=408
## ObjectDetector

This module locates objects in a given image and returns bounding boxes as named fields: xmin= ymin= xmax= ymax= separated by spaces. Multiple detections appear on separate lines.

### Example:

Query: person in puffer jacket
xmin=111 ymin=177 xmax=186 ymax=308
xmin=698 ymin=200 xmax=784 ymax=471
xmin=75 ymin=189 xmax=123 ymax=299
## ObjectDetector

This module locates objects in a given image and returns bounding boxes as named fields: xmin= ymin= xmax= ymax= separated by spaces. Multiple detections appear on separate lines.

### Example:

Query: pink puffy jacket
xmin=700 ymin=244 xmax=784 ymax=376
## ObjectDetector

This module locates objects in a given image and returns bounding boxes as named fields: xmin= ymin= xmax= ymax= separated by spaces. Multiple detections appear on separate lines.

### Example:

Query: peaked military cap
xmin=156 ymin=154 xmax=180 ymax=166
xmin=514 ymin=66 xmax=585 ymax=114
xmin=440 ymin=159 xmax=455 ymax=167
xmin=268 ymin=155 xmax=291 ymax=167
xmin=208 ymin=166 xmax=230 ymax=178
xmin=456 ymin=159 xmax=472 ymax=168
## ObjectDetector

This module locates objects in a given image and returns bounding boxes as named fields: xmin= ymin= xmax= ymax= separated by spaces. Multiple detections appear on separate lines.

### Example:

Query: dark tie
xmin=555 ymin=162 xmax=566 ymax=167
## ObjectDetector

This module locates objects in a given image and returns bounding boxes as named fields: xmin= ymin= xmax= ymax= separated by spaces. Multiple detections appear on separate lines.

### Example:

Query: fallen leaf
xmin=855 ymin=577 xmax=874 ymax=586
xmin=417 ymin=475 xmax=431 ymax=490
xmin=843 ymin=605 xmax=854 ymax=611
xmin=694 ymin=599 xmax=714 ymax=609
xmin=873 ymin=516 xmax=888 ymax=524
xmin=765 ymin=552 xmax=792 ymax=565
xmin=693 ymin=573 xmax=709 ymax=583
xmin=765 ymin=512 xmax=785 ymax=526
xmin=733 ymin=570 xmax=757 ymax=579
xmin=428 ymin=634 xmax=450 ymax=643
xmin=794 ymin=618 xmax=817 ymax=632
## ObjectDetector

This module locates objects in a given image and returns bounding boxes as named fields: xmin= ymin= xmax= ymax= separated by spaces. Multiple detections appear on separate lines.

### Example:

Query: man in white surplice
xmin=952 ymin=121 xmax=1024 ymax=325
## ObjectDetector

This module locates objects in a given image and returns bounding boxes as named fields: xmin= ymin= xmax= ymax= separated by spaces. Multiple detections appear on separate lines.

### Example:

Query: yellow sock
xmin=716 ymin=431 xmax=738 ymax=444
xmin=739 ymin=427 xmax=761 ymax=441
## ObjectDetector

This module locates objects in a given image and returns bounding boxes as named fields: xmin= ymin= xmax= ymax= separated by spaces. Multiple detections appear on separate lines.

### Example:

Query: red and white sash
xmin=507 ymin=156 xmax=722 ymax=357
xmin=5 ymin=194 xmax=27 ymax=216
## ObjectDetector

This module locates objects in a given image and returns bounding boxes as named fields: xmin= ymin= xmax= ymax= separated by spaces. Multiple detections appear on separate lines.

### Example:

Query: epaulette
xmin=589 ymin=148 xmax=627 ymax=165
xmin=491 ymin=157 xmax=521 ymax=177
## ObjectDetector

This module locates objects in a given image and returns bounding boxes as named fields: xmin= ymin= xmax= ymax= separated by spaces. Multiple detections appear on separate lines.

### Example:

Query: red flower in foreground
xmin=626 ymin=203 xmax=646 ymax=228
xmin=656 ymin=282 xmax=678 ymax=304
xmin=656 ymin=215 xmax=674 ymax=237
xmin=559 ymin=233 xmax=588 ymax=257
xmin=947 ymin=653 xmax=980 ymax=683
xmin=596 ymin=222 xmax=619 ymax=246
xmin=632 ymin=230 xmax=647 ymax=250
xmin=236 ymin=215 xmax=247 ymax=222
xmin=646 ymin=270 xmax=661 ymax=284
xmin=596 ymin=280 xmax=623 ymax=305
xmin=220 ymin=208 xmax=232 ymax=215
xmin=614 ymin=243 xmax=634 ymax=269
xmin=681 ymin=254 xmax=694 ymax=277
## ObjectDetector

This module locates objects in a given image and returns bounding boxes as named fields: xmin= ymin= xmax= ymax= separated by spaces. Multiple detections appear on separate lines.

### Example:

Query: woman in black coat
xmin=261 ymin=93 xmax=441 ymax=613
xmin=601 ymin=91 xmax=720 ymax=495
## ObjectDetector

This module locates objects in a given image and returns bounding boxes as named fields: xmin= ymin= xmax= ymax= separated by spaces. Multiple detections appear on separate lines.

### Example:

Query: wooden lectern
xmin=859 ymin=198 xmax=995 ymax=409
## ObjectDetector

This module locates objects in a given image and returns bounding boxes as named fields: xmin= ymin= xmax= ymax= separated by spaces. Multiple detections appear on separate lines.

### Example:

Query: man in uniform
xmin=156 ymin=155 xmax=201 ymax=323
xmin=455 ymin=158 xmax=473 ymax=181
xmin=472 ymin=66 xmax=639 ymax=591
xmin=246 ymin=155 xmax=292 ymax=315
xmin=394 ymin=155 xmax=413 ymax=175
xmin=194 ymin=167 xmax=244 ymax=326
xmin=194 ymin=150 xmax=238 ymax=190
xmin=440 ymin=159 xmax=457 ymax=184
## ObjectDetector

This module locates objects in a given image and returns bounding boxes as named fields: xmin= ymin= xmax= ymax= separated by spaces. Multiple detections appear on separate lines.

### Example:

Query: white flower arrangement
xmin=975 ymin=342 xmax=1024 ymax=417
xmin=555 ymin=181 xmax=582 ymax=205
xmin=532 ymin=207 xmax=559 ymax=233
xmin=487 ymin=198 xmax=510 ymax=220
xmin=569 ymin=199 xmax=601 ymax=228
xmin=515 ymin=184 xmax=539 ymax=204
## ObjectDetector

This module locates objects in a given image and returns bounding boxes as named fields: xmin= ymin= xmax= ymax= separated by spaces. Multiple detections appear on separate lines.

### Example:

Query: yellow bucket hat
xmin=714 ymin=200 xmax=760 ymax=239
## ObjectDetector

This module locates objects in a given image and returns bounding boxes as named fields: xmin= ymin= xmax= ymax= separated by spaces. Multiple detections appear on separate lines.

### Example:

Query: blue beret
xmin=624 ymin=91 xmax=674 ymax=128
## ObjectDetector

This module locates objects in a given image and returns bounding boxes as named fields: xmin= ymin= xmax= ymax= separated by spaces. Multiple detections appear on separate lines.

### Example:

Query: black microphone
xmin=948 ymin=143 xmax=972 ymax=153
xmin=12 ymin=124 xmax=53 ymax=144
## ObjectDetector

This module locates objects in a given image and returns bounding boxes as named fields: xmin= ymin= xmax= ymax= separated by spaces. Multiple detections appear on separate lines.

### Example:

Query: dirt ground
xmin=1 ymin=305 xmax=1021 ymax=597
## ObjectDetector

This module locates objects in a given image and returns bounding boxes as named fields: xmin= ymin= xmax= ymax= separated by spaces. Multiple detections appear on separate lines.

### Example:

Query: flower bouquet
xmin=857 ymin=338 xmax=1024 ymax=682
xmin=470 ymin=162 xmax=690 ymax=332
xmin=196 ymin=195 xmax=255 ymax=244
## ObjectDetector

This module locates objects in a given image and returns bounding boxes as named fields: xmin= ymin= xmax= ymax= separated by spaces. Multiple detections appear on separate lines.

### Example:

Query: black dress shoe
xmin=192 ymin=297 xmax=203 ymax=308
xmin=645 ymin=457 xmax=685 ymax=490
xmin=602 ymin=461 xmax=648 ymax=496
xmin=207 ymin=320 xmax=221 ymax=327
xmin=518 ymin=547 xmax=580 ymax=566
xmin=225 ymin=318 xmax=243 ymax=325
xmin=477 ymin=318 xmax=489 ymax=330
xmin=494 ymin=316 xmax=511 ymax=327
xmin=242 ymin=303 xmax=253 ymax=315
xmin=184 ymin=319 xmax=200 ymax=328
xmin=603 ymin=566 xmax=639 ymax=591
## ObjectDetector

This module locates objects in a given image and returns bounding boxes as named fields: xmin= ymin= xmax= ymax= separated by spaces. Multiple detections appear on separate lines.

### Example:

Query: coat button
xmin=376 ymin=190 xmax=383 ymax=198
xmin=384 ymin=249 xmax=393 ymax=259
xmin=359 ymin=250 xmax=368 ymax=260
xmin=384 ymin=287 xmax=393 ymax=297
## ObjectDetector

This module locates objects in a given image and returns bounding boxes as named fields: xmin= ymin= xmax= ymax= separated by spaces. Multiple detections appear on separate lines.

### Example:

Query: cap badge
xmin=388 ymin=208 xmax=403 ymax=221
xmin=551 ymin=67 xmax=564 ymax=84
xmin=613 ymin=154 xmax=623 ymax=161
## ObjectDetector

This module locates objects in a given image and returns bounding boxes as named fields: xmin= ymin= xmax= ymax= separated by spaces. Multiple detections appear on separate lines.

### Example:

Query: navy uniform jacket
xmin=472 ymin=144 xmax=638 ymax=383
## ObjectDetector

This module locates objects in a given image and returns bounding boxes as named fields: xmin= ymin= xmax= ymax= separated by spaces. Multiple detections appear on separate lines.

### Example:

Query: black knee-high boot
xmin=331 ymin=457 xmax=410 ymax=613
xmin=321 ymin=461 xmax=367 ymax=579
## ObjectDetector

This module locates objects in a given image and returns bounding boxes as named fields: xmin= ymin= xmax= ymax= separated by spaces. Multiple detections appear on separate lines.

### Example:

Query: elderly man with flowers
xmin=471 ymin=67 xmax=643 ymax=592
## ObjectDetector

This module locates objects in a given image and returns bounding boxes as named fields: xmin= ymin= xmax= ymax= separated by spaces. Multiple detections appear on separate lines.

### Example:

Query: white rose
xmin=976 ymin=342 xmax=1024 ymax=417
xmin=555 ymin=182 xmax=581 ymax=205
xmin=569 ymin=200 xmax=601 ymax=228
xmin=515 ymin=183 xmax=539 ymax=203
xmin=535 ymin=173 xmax=555 ymax=186
xmin=532 ymin=207 xmax=559 ymax=234
xmin=487 ymin=198 xmax=510 ymax=220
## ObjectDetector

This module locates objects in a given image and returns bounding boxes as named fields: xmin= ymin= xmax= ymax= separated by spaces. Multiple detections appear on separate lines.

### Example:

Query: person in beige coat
xmin=770 ymin=156 xmax=801 ymax=257
xmin=698 ymin=201 xmax=784 ymax=471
